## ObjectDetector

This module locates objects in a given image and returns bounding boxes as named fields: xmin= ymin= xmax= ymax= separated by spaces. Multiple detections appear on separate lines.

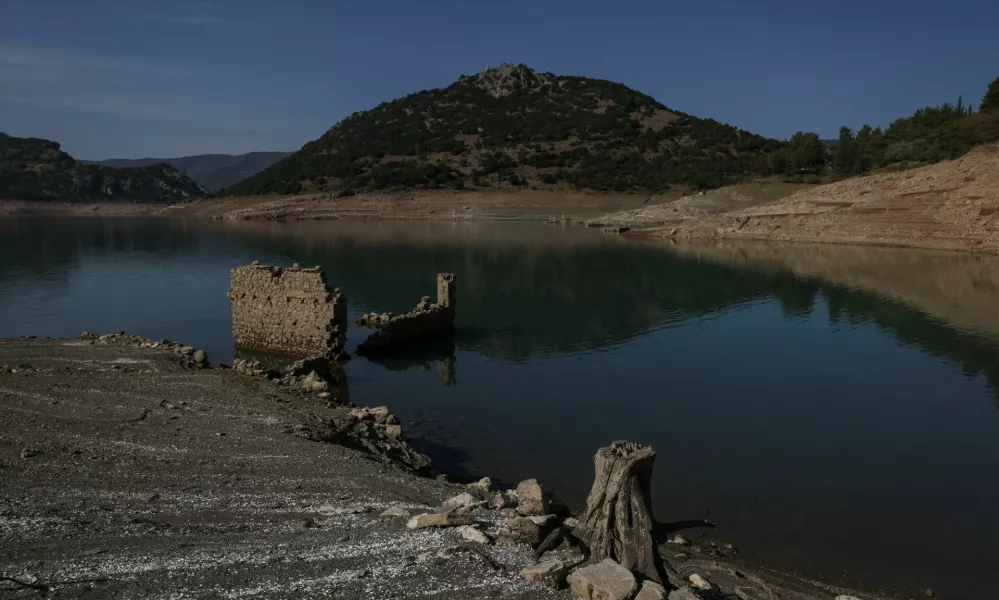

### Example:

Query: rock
xmin=139 ymin=492 xmax=160 ymax=503
xmin=385 ymin=424 xmax=402 ymax=439
xmin=20 ymin=447 xmax=42 ymax=459
xmin=689 ymin=574 xmax=712 ymax=590
xmin=834 ymin=597 xmax=862 ymax=600
xmin=735 ymin=586 xmax=769 ymax=600
xmin=380 ymin=507 xmax=412 ymax=518
xmin=519 ymin=559 xmax=568 ymax=589
xmin=515 ymin=478 xmax=549 ymax=516
xmin=440 ymin=492 xmax=479 ymax=512
xmin=317 ymin=392 xmax=330 ymax=400
xmin=635 ymin=581 xmax=667 ymax=600
xmin=668 ymin=534 xmax=688 ymax=545
xmin=368 ymin=406 xmax=390 ymax=424
xmin=406 ymin=512 xmax=474 ymax=529
xmin=667 ymin=591 xmax=700 ymax=600
xmin=457 ymin=524 xmax=491 ymax=544
xmin=301 ymin=371 xmax=329 ymax=392
xmin=498 ymin=516 xmax=542 ymax=546
xmin=564 ymin=517 xmax=579 ymax=528
xmin=193 ymin=350 xmax=208 ymax=366
xmin=490 ymin=490 xmax=518 ymax=510
xmin=467 ymin=477 xmax=492 ymax=493
xmin=317 ymin=504 xmax=371 ymax=515
xmin=566 ymin=559 xmax=637 ymax=600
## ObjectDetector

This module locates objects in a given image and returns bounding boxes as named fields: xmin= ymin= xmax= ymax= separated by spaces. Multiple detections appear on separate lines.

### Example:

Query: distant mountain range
xmin=92 ymin=152 xmax=290 ymax=192
xmin=1 ymin=134 xmax=207 ymax=203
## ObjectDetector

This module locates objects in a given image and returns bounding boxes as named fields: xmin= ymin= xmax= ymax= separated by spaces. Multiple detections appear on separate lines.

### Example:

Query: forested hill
xmin=0 ymin=135 xmax=208 ymax=203
xmin=93 ymin=151 xmax=290 ymax=192
xmin=224 ymin=64 xmax=783 ymax=196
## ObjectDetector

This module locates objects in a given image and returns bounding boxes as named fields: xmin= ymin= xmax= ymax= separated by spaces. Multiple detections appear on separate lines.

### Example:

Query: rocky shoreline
xmin=1 ymin=334 xmax=896 ymax=599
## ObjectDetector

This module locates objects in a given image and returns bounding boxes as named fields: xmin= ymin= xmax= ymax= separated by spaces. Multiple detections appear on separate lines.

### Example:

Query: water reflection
xmin=363 ymin=337 xmax=457 ymax=387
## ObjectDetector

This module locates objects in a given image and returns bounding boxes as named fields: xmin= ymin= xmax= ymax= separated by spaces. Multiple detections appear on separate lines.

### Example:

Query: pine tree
xmin=982 ymin=77 xmax=999 ymax=114
xmin=957 ymin=95 xmax=964 ymax=116
xmin=833 ymin=127 xmax=857 ymax=174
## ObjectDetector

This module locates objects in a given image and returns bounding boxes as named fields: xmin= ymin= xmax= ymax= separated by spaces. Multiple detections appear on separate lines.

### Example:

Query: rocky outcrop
xmin=76 ymin=331 xmax=210 ymax=369
xmin=228 ymin=263 xmax=348 ymax=359
xmin=357 ymin=273 xmax=457 ymax=355
xmin=567 ymin=559 xmax=638 ymax=600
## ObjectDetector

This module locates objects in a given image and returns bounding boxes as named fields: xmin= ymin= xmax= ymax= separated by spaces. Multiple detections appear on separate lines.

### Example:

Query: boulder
xmin=635 ymin=581 xmax=667 ymax=600
xmin=498 ymin=516 xmax=542 ymax=546
xmin=566 ymin=559 xmax=637 ymax=600
xmin=380 ymin=507 xmax=412 ymax=517
xmin=406 ymin=512 xmax=474 ymax=529
xmin=490 ymin=490 xmax=518 ymax=510
xmin=688 ymin=574 xmax=712 ymax=590
xmin=519 ymin=559 xmax=568 ymax=589
xmin=193 ymin=350 xmax=208 ymax=367
xmin=456 ymin=524 xmax=491 ymax=544
xmin=467 ymin=477 xmax=492 ymax=493
xmin=440 ymin=492 xmax=479 ymax=512
xmin=385 ymin=424 xmax=402 ymax=439
xmin=667 ymin=591 xmax=700 ymax=600
xmin=515 ymin=478 xmax=549 ymax=516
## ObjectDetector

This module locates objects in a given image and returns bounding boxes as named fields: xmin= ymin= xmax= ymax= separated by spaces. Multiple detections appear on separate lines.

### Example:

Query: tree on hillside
xmin=981 ymin=77 xmax=999 ymax=114
xmin=833 ymin=127 xmax=857 ymax=174
xmin=786 ymin=131 xmax=826 ymax=174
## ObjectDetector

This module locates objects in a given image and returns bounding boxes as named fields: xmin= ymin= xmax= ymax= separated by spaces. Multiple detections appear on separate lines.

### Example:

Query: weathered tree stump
xmin=576 ymin=441 xmax=672 ymax=585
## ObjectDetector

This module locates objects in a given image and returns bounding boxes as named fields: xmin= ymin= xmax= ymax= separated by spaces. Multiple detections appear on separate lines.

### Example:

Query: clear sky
xmin=1 ymin=0 xmax=997 ymax=159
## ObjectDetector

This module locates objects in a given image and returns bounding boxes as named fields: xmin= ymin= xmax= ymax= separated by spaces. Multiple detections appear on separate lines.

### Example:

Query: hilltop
xmin=93 ymin=151 xmax=290 ymax=191
xmin=0 ymin=135 xmax=208 ymax=203
xmin=224 ymin=64 xmax=783 ymax=197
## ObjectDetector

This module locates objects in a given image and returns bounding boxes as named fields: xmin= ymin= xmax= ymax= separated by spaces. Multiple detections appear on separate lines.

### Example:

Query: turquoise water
xmin=1 ymin=217 xmax=997 ymax=599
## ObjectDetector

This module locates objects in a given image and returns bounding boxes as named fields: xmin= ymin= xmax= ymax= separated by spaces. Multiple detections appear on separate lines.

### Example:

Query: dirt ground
xmin=0 ymin=337 xmax=892 ymax=600
xmin=648 ymin=144 xmax=999 ymax=253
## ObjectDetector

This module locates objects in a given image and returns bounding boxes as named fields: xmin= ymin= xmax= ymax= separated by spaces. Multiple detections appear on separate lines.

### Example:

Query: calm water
xmin=2 ymin=218 xmax=998 ymax=598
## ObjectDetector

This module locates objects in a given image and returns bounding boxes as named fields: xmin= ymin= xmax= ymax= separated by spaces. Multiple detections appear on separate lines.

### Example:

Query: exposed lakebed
xmin=1 ymin=217 xmax=997 ymax=599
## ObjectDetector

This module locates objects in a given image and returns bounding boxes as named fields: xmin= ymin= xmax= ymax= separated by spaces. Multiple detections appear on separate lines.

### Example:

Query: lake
xmin=1 ymin=217 xmax=997 ymax=599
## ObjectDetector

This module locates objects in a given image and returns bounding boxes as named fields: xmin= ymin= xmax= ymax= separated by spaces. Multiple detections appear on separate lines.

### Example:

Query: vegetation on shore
xmin=0 ymin=135 xmax=208 ymax=203
xmin=768 ymin=76 xmax=999 ymax=180
xmin=224 ymin=64 xmax=784 ymax=197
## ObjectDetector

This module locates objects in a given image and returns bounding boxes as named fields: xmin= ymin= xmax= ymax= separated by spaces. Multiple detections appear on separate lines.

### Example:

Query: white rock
xmin=457 ymin=524 xmax=491 ymax=544
xmin=689 ymin=573 xmax=712 ymax=590
xmin=635 ymin=580 xmax=667 ymax=600
xmin=515 ymin=478 xmax=549 ymax=516
xmin=380 ymin=507 xmax=411 ymax=517
xmin=467 ymin=477 xmax=492 ymax=493
xmin=567 ymin=558 xmax=636 ymax=600
xmin=406 ymin=512 xmax=474 ymax=529
xmin=668 ymin=534 xmax=688 ymax=545
xmin=519 ymin=559 xmax=568 ymax=589
xmin=440 ymin=492 xmax=478 ymax=512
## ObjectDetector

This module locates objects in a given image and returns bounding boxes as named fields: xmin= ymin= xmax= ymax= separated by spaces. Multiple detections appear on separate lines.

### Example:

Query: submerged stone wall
xmin=228 ymin=263 xmax=347 ymax=359
xmin=356 ymin=273 xmax=457 ymax=355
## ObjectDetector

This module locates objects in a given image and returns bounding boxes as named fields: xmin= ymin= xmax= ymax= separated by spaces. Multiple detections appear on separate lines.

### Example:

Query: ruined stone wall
xmin=437 ymin=273 xmax=456 ymax=309
xmin=228 ymin=263 xmax=347 ymax=359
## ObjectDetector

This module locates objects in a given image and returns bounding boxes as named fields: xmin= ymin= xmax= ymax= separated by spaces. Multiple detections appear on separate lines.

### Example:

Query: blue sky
xmin=1 ymin=0 xmax=997 ymax=159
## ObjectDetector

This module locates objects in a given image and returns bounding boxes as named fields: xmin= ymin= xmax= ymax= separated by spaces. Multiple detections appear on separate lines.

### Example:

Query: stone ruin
xmin=356 ymin=273 xmax=457 ymax=356
xmin=228 ymin=262 xmax=348 ymax=359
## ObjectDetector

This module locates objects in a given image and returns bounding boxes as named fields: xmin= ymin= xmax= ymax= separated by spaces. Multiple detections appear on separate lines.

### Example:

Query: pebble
xmin=689 ymin=574 xmax=712 ymax=590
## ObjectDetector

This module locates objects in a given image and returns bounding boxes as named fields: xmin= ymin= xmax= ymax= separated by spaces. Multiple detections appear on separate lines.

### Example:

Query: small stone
xmin=406 ymin=512 xmax=474 ymax=529
xmin=499 ymin=516 xmax=542 ymax=546
xmin=318 ymin=392 xmax=330 ymax=400
xmin=468 ymin=477 xmax=492 ymax=493
xmin=318 ymin=504 xmax=371 ymax=515
xmin=515 ymin=479 xmax=549 ymax=516
xmin=689 ymin=574 xmax=712 ymax=590
xmin=457 ymin=524 xmax=491 ymax=544
xmin=380 ymin=507 xmax=411 ymax=518
xmin=193 ymin=350 xmax=208 ymax=366
xmin=519 ymin=559 xmax=567 ymax=589
xmin=139 ymin=492 xmax=160 ymax=503
xmin=636 ymin=580 xmax=667 ymax=600
xmin=490 ymin=491 xmax=518 ymax=510
xmin=440 ymin=492 xmax=479 ymax=512
xmin=385 ymin=424 xmax=402 ymax=439
xmin=567 ymin=559 xmax=637 ymax=600
xmin=834 ymin=596 xmax=862 ymax=600
xmin=564 ymin=517 xmax=579 ymax=528
xmin=669 ymin=534 xmax=688 ymax=545
xmin=20 ymin=447 xmax=41 ymax=459
xmin=302 ymin=517 xmax=318 ymax=528
xmin=667 ymin=591 xmax=700 ymax=600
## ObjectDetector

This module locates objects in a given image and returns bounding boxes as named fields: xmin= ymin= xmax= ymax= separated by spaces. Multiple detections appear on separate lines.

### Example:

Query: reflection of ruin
xmin=362 ymin=338 xmax=457 ymax=387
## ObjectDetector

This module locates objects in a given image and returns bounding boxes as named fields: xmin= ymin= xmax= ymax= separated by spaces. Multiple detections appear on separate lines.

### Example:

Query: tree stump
xmin=576 ymin=441 xmax=670 ymax=585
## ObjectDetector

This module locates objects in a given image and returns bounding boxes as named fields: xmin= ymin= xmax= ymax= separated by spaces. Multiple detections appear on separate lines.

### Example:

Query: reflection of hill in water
xmin=221 ymin=221 xmax=999 ymax=400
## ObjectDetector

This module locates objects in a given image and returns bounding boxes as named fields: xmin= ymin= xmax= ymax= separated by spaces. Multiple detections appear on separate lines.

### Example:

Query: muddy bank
xmin=1 ymin=336 xmax=897 ymax=599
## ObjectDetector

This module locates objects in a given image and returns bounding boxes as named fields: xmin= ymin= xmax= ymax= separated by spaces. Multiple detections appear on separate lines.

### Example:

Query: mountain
xmin=0 ymin=135 xmax=208 ymax=203
xmin=94 ymin=152 xmax=290 ymax=192
xmin=224 ymin=64 xmax=783 ymax=197
xmin=0 ymin=132 xmax=10 ymax=139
